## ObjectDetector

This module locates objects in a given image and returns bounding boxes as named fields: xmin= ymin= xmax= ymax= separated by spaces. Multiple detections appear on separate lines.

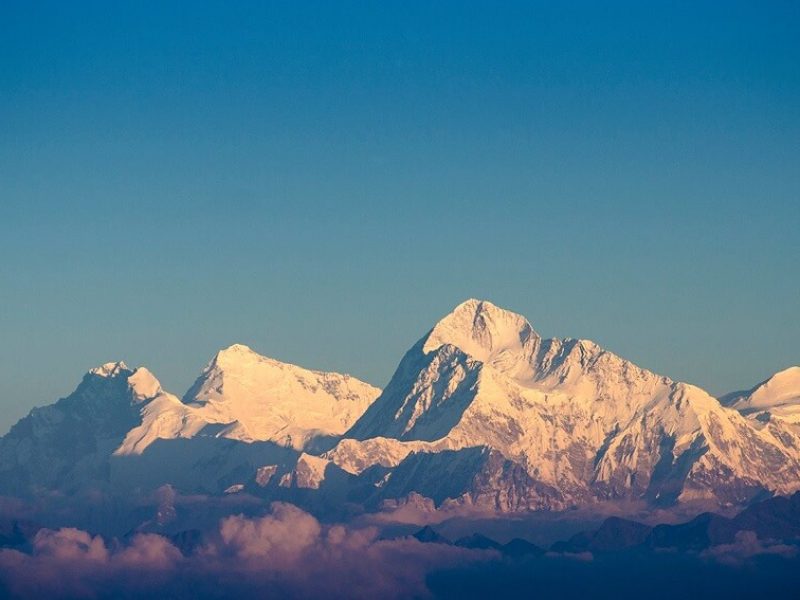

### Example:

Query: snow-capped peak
xmin=748 ymin=366 xmax=800 ymax=408
xmin=88 ymin=361 xmax=130 ymax=378
xmin=724 ymin=366 xmax=800 ymax=412
xmin=422 ymin=299 xmax=540 ymax=378
xmin=176 ymin=345 xmax=381 ymax=449
xmin=4 ymin=299 xmax=800 ymax=517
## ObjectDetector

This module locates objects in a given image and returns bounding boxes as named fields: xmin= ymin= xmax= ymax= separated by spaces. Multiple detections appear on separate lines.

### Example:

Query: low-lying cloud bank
xmin=0 ymin=502 xmax=487 ymax=599
xmin=1 ymin=502 xmax=799 ymax=599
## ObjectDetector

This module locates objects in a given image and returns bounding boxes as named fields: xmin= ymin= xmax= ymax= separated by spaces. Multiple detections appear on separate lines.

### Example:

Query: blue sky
xmin=1 ymin=1 xmax=798 ymax=432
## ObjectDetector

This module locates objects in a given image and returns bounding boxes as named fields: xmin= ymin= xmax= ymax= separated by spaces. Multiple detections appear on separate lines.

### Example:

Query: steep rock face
xmin=323 ymin=437 xmax=445 ymax=474
xmin=0 ymin=363 xmax=152 ymax=494
xmin=594 ymin=383 xmax=800 ymax=506
xmin=365 ymin=447 xmax=563 ymax=511
xmin=371 ymin=447 xmax=496 ymax=507
xmin=180 ymin=344 xmax=380 ymax=450
xmin=338 ymin=300 xmax=800 ymax=510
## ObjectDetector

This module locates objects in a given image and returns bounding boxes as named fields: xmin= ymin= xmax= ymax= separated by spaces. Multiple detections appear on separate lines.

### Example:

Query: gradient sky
xmin=1 ymin=1 xmax=798 ymax=433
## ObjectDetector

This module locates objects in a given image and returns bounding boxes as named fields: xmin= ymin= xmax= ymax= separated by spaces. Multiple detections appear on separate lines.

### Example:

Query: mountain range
xmin=405 ymin=490 xmax=800 ymax=560
xmin=2 ymin=299 xmax=799 ymax=529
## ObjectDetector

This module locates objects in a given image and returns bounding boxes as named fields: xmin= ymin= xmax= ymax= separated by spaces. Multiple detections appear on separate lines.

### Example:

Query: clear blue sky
xmin=1 ymin=1 xmax=798 ymax=432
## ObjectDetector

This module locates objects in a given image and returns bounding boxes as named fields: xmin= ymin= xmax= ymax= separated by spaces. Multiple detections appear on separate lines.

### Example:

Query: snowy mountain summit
xmin=1 ymin=299 xmax=799 ymax=519
xmin=115 ymin=343 xmax=381 ymax=455
xmin=721 ymin=366 xmax=800 ymax=426
xmin=178 ymin=343 xmax=380 ymax=449
xmin=336 ymin=299 xmax=800 ymax=510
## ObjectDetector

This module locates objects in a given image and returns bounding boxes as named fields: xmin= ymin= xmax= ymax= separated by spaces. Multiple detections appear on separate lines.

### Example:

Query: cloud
xmin=216 ymin=502 xmax=321 ymax=564
xmin=116 ymin=534 xmax=182 ymax=570
xmin=33 ymin=527 xmax=109 ymax=562
xmin=0 ymin=502 xmax=488 ymax=599
xmin=701 ymin=531 xmax=798 ymax=566
xmin=2 ymin=506 xmax=800 ymax=599
xmin=195 ymin=502 xmax=487 ymax=598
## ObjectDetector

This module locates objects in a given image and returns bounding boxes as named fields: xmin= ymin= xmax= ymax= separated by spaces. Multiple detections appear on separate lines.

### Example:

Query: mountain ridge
xmin=1 ymin=299 xmax=798 ymax=524
xmin=337 ymin=300 xmax=800 ymax=510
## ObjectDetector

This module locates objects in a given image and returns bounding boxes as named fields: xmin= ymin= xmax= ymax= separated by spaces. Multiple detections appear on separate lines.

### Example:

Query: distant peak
xmin=422 ymin=299 xmax=539 ymax=366
xmin=768 ymin=366 xmax=800 ymax=382
xmin=748 ymin=365 xmax=800 ymax=396
xmin=745 ymin=365 xmax=800 ymax=408
xmin=88 ymin=361 xmax=130 ymax=378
